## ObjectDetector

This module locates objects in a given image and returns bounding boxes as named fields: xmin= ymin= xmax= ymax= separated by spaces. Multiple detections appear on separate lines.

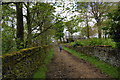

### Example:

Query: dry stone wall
xmin=1 ymin=45 xmax=49 ymax=79
xmin=65 ymin=45 xmax=120 ymax=67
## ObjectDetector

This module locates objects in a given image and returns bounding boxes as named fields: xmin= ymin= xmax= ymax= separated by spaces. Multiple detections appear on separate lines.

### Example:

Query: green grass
xmin=69 ymin=38 xmax=116 ymax=48
xmin=63 ymin=46 xmax=119 ymax=78
xmin=33 ymin=65 xmax=47 ymax=78
xmin=33 ymin=48 xmax=54 ymax=78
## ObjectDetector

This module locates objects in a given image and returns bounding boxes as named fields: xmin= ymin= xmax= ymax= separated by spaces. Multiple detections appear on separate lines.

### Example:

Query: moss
xmin=2 ymin=46 xmax=41 ymax=58
xmin=2 ymin=45 xmax=51 ymax=78
xmin=42 ymin=45 xmax=49 ymax=47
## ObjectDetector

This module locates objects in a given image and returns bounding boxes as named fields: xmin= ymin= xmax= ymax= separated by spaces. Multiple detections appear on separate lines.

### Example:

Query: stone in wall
xmin=65 ymin=45 xmax=120 ymax=67
xmin=2 ymin=45 xmax=49 ymax=79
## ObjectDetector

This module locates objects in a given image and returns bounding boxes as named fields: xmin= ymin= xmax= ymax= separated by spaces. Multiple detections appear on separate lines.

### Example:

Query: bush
xmin=107 ymin=6 xmax=120 ymax=48
xmin=73 ymin=40 xmax=84 ymax=47
xmin=89 ymin=39 xmax=102 ymax=46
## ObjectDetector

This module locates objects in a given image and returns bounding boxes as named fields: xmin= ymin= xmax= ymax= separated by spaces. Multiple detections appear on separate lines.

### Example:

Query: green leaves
xmin=2 ymin=2 xmax=56 ymax=53
xmin=107 ymin=5 xmax=120 ymax=48
xmin=65 ymin=19 xmax=80 ymax=35
xmin=66 ymin=7 xmax=70 ymax=10
xmin=53 ymin=21 xmax=65 ymax=41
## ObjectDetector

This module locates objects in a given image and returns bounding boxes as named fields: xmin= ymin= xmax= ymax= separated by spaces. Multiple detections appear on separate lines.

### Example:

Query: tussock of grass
xmin=33 ymin=49 xmax=54 ymax=78
xmin=63 ymin=46 xmax=119 ymax=78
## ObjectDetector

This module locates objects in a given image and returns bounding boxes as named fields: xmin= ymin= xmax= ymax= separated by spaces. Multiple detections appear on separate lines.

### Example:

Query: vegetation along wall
xmin=1 ymin=45 xmax=50 ymax=79
xmin=65 ymin=45 xmax=120 ymax=67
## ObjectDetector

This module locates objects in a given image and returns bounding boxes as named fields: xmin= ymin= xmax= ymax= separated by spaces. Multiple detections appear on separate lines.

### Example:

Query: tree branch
xmin=33 ymin=17 xmax=65 ymax=38
xmin=2 ymin=2 xmax=12 ymax=5
xmin=1 ymin=2 xmax=18 ymax=5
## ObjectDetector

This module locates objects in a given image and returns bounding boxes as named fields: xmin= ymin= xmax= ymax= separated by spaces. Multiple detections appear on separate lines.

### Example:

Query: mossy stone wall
xmin=2 ymin=45 xmax=49 ymax=79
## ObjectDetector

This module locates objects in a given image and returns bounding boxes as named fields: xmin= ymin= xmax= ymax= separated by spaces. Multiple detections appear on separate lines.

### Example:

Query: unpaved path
xmin=46 ymin=45 xmax=109 ymax=78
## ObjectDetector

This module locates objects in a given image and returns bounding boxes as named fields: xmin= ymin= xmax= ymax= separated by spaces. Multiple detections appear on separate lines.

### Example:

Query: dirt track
xmin=46 ymin=46 xmax=109 ymax=78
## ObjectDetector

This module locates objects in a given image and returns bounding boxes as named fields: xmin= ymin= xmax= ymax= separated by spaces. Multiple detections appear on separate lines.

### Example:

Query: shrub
xmin=74 ymin=40 xmax=84 ymax=47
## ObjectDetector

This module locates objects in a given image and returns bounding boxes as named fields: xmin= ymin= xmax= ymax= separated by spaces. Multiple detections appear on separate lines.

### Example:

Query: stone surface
xmin=2 ymin=46 xmax=49 ymax=78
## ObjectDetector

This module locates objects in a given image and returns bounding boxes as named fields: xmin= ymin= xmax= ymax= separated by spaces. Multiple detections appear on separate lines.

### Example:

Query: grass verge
xmin=63 ymin=46 xmax=119 ymax=78
xmin=33 ymin=48 xmax=54 ymax=78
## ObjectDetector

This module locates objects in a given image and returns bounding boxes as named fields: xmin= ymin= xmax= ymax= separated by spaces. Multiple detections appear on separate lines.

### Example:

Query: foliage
xmin=101 ymin=19 xmax=111 ymax=38
xmin=53 ymin=21 xmax=64 ymax=41
xmin=80 ymin=26 xmax=97 ymax=38
xmin=2 ymin=4 xmax=17 ymax=54
xmin=74 ymin=41 xmax=84 ymax=47
xmin=2 ymin=22 xmax=16 ymax=54
xmin=76 ymin=2 xmax=118 ymax=38
xmin=65 ymin=19 xmax=79 ymax=36
xmin=70 ymin=38 xmax=116 ymax=48
xmin=33 ymin=48 xmax=54 ymax=78
xmin=107 ymin=4 xmax=120 ymax=48
xmin=2 ymin=2 xmax=55 ymax=53
xmin=63 ymin=47 xmax=119 ymax=78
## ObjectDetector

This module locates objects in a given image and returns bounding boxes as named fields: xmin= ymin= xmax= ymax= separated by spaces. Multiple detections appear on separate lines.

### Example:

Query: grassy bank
xmin=63 ymin=46 xmax=119 ymax=78
xmin=69 ymin=38 xmax=116 ymax=48
xmin=33 ymin=48 xmax=54 ymax=78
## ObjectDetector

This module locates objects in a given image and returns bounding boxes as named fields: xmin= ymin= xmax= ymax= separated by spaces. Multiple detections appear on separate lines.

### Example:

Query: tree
xmin=2 ymin=2 xmax=56 ymax=53
xmin=54 ymin=21 xmax=64 ymax=42
xmin=107 ymin=2 xmax=120 ymax=48
xmin=16 ymin=2 xmax=24 ymax=49
xmin=25 ymin=2 xmax=32 ymax=48
xmin=80 ymin=26 xmax=97 ymax=38
xmin=2 ymin=2 xmax=24 ymax=50
xmin=65 ymin=19 xmax=79 ymax=38
xmin=2 ymin=3 xmax=17 ymax=54
xmin=30 ymin=2 xmax=55 ymax=45
xmin=101 ymin=19 xmax=111 ymax=38
xmin=76 ymin=2 xmax=117 ymax=38
xmin=90 ymin=2 xmax=118 ymax=38
xmin=76 ymin=2 xmax=92 ymax=39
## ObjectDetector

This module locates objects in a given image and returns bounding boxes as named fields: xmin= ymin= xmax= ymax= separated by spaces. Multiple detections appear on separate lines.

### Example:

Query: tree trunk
xmin=86 ymin=14 xmax=90 ymax=39
xmin=97 ymin=19 xmax=102 ymax=38
xmin=16 ymin=2 xmax=24 ymax=49
xmin=62 ymin=37 xmax=65 ymax=42
xmin=27 ymin=2 xmax=32 ymax=48
xmin=60 ymin=37 xmax=62 ymax=42
xmin=104 ymin=30 xmax=107 ymax=39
